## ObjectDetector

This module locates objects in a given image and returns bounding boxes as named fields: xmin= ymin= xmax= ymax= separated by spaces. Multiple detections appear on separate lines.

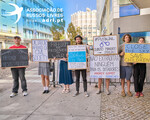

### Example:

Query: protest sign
xmin=1 ymin=49 xmax=28 ymax=68
xmin=48 ymin=41 xmax=70 ymax=59
xmin=125 ymin=43 xmax=150 ymax=63
xmin=31 ymin=39 xmax=49 ymax=62
xmin=90 ymin=55 xmax=120 ymax=78
xmin=68 ymin=45 xmax=87 ymax=70
xmin=93 ymin=35 xmax=118 ymax=55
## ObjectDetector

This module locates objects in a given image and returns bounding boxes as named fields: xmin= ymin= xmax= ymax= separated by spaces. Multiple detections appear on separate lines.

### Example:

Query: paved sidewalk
xmin=0 ymin=67 xmax=101 ymax=120
xmin=100 ymin=84 xmax=150 ymax=120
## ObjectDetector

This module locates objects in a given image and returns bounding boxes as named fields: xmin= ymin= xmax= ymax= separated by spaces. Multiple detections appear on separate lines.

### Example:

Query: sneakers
xmin=135 ymin=92 xmax=140 ymax=98
xmin=96 ymin=90 xmax=101 ymax=94
xmin=127 ymin=91 xmax=133 ymax=97
xmin=106 ymin=90 xmax=111 ymax=95
xmin=73 ymin=91 xmax=79 ymax=97
xmin=10 ymin=92 xmax=18 ymax=98
xmin=23 ymin=91 xmax=28 ymax=96
xmin=140 ymin=92 xmax=144 ymax=97
xmin=121 ymin=91 xmax=126 ymax=97
xmin=84 ymin=92 xmax=89 ymax=97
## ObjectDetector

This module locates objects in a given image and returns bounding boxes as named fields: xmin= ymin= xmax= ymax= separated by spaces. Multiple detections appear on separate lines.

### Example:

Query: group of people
xmin=2 ymin=34 xmax=147 ymax=99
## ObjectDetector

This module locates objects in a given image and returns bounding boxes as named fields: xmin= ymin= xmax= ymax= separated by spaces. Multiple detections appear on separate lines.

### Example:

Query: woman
xmin=59 ymin=58 xmax=73 ymax=93
xmin=73 ymin=35 xmax=89 ymax=97
xmin=133 ymin=37 xmax=146 ymax=98
xmin=119 ymin=34 xmax=133 ymax=97
xmin=38 ymin=62 xmax=51 ymax=94
xmin=96 ymin=78 xmax=110 ymax=95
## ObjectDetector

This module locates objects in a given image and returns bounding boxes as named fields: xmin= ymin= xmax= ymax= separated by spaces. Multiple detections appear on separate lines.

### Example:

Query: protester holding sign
xmin=96 ymin=78 xmax=110 ymax=95
xmin=73 ymin=35 xmax=89 ymax=97
xmin=38 ymin=62 xmax=51 ymax=94
xmin=119 ymin=34 xmax=133 ymax=97
xmin=133 ymin=37 xmax=146 ymax=98
xmin=8 ymin=36 xmax=28 ymax=97
xmin=58 ymin=58 xmax=73 ymax=93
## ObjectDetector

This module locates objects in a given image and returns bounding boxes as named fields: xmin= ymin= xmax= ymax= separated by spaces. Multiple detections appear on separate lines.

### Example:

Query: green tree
xmin=67 ymin=23 xmax=83 ymax=45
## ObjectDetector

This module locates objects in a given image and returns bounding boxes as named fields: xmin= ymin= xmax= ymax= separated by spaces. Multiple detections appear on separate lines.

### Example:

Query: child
xmin=133 ymin=37 xmax=146 ymax=98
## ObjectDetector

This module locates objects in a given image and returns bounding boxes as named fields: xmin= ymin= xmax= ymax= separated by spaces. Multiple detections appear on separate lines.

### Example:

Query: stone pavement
xmin=0 ymin=67 xmax=150 ymax=120
xmin=0 ymin=67 xmax=101 ymax=120
xmin=100 ymin=84 xmax=150 ymax=120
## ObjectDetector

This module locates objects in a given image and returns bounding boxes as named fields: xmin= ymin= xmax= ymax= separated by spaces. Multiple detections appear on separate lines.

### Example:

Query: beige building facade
xmin=71 ymin=8 xmax=97 ymax=45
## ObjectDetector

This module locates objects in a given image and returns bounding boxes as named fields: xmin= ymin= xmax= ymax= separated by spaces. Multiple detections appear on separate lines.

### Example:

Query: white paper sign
xmin=90 ymin=55 xmax=120 ymax=78
xmin=31 ymin=39 xmax=49 ymax=62
xmin=68 ymin=45 xmax=87 ymax=70
xmin=93 ymin=35 xmax=118 ymax=55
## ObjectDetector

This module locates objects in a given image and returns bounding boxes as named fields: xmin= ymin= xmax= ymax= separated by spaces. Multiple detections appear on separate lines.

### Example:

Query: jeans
xmin=11 ymin=68 xmax=27 ymax=93
xmin=75 ymin=70 xmax=87 ymax=92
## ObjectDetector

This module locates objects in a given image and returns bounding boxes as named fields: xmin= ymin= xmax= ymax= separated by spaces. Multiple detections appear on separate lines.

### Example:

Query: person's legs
xmin=73 ymin=70 xmax=80 ymax=97
xmin=106 ymin=79 xmax=110 ymax=91
xmin=126 ymin=66 xmax=133 ymax=97
xmin=106 ymin=79 xmax=110 ymax=95
xmin=120 ymin=66 xmax=126 ymax=97
xmin=45 ymin=75 xmax=50 ymax=87
xmin=75 ymin=70 xmax=80 ymax=92
xmin=45 ymin=75 xmax=49 ymax=93
xmin=18 ymin=68 xmax=27 ymax=92
xmin=96 ymin=78 xmax=102 ymax=94
xmin=11 ymin=68 xmax=19 ymax=93
xmin=81 ymin=70 xmax=87 ymax=92
xmin=133 ymin=64 xmax=140 ymax=93
xmin=41 ymin=75 xmax=46 ymax=87
xmin=66 ymin=84 xmax=70 ymax=93
xmin=139 ymin=64 xmax=146 ymax=97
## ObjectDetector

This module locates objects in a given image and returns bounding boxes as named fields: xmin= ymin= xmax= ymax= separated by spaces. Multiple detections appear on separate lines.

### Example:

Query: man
xmin=9 ymin=36 xmax=28 ymax=98
xmin=73 ymin=35 xmax=89 ymax=97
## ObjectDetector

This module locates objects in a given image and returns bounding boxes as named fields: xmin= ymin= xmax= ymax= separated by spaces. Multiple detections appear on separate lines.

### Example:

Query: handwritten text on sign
xmin=94 ymin=35 xmax=118 ymax=55
xmin=32 ymin=39 xmax=49 ymax=62
xmin=48 ymin=41 xmax=70 ymax=59
xmin=1 ymin=49 xmax=28 ymax=68
xmin=125 ymin=44 xmax=150 ymax=63
xmin=68 ymin=45 xmax=87 ymax=70
xmin=90 ymin=55 xmax=120 ymax=78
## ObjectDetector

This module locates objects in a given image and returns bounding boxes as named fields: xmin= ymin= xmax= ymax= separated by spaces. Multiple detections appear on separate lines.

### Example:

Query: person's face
xmin=124 ymin=35 xmax=130 ymax=43
xmin=14 ymin=38 xmax=21 ymax=44
xmin=138 ymin=38 xmax=145 ymax=43
xmin=75 ymin=37 xmax=82 ymax=44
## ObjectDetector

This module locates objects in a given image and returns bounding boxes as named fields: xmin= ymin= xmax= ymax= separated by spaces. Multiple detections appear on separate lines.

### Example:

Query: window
xmin=3 ymin=25 xmax=7 ymax=32
xmin=120 ymin=5 xmax=140 ymax=17
xmin=1 ymin=9 xmax=5 ymax=16
xmin=110 ymin=0 xmax=112 ymax=13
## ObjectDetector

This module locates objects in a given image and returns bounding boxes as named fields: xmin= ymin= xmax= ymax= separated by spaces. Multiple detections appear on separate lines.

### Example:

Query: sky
xmin=52 ymin=0 xmax=97 ymax=31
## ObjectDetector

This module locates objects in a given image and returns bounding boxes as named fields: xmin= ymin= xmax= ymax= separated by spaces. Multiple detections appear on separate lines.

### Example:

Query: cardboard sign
xmin=68 ymin=45 xmax=87 ymax=70
xmin=90 ymin=55 xmax=120 ymax=78
xmin=125 ymin=43 xmax=150 ymax=63
xmin=31 ymin=39 xmax=49 ymax=62
xmin=1 ymin=49 xmax=28 ymax=68
xmin=93 ymin=35 xmax=118 ymax=55
xmin=48 ymin=41 xmax=70 ymax=59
